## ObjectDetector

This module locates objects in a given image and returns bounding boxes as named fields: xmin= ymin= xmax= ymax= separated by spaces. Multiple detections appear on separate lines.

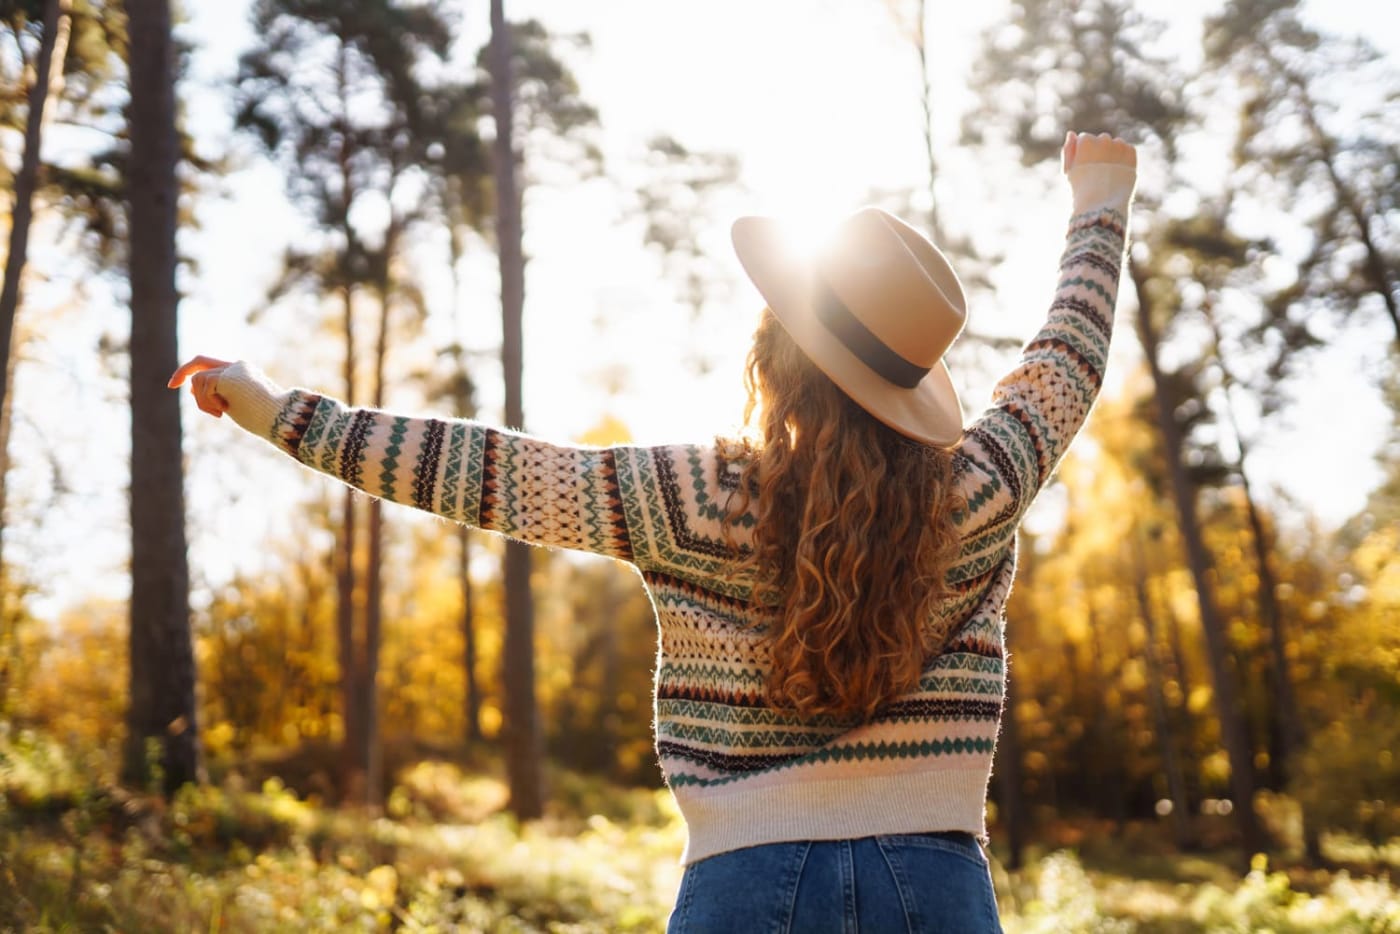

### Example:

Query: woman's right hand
xmin=1062 ymin=131 xmax=1137 ymax=214
xmin=168 ymin=355 xmax=235 ymax=418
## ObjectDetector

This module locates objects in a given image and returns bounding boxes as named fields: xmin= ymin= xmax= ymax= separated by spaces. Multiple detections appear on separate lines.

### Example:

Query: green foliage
xmin=1189 ymin=855 xmax=1400 ymax=933
xmin=1003 ymin=850 xmax=1133 ymax=933
xmin=4 ymin=731 xmax=1400 ymax=932
xmin=1294 ymin=711 xmax=1400 ymax=844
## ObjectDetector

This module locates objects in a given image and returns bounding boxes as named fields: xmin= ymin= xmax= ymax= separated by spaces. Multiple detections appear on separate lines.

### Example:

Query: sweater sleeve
xmin=956 ymin=168 xmax=1132 ymax=532
xmin=214 ymin=363 xmax=652 ymax=565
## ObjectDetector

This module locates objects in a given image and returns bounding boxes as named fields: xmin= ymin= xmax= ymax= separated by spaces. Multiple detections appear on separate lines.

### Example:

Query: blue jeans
xmin=667 ymin=831 xmax=1003 ymax=933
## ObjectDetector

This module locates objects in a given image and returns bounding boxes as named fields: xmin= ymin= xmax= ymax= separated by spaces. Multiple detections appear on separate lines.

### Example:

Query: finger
xmin=1062 ymin=131 xmax=1078 ymax=173
xmin=168 ymin=355 xmax=233 ymax=388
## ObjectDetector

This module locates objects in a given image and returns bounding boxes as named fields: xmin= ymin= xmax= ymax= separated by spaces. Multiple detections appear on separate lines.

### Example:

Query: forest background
xmin=0 ymin=0 xmax=1397 ymax=930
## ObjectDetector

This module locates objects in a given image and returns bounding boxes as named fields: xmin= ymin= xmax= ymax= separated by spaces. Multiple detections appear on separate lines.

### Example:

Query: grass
xmin=1 ymin=733 xmax=1398 ymax=932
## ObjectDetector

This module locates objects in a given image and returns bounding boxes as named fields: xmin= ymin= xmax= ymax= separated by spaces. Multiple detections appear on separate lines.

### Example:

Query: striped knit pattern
xmin=216 ymin=204 xmax=1129 ymax=864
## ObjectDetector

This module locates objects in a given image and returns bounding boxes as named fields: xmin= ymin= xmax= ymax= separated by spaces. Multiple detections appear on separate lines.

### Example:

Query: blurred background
xmin=0 ymin=0 xmax=1397 ymax=930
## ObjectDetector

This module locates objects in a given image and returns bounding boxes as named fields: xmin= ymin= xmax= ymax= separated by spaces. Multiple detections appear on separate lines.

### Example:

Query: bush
xmin=1294 ymin=708 xmax=1400 ymax=844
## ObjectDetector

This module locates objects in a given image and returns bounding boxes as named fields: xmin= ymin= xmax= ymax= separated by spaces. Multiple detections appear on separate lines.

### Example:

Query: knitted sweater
xmin=216 ymin=187 xmax=1131 ymax=865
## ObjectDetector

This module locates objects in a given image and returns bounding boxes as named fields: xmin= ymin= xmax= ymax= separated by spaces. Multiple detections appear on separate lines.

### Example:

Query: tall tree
xmin=0 ymin=0 xmax=72 ymax=623
xmin=1130 ymin=254 xmax=1266 ymax=855
xmin=487 ymin=0 xmax=542 ymax=820
xmin=968 ymin=0 xmax=1268 ymax=856
xmin=235 ymin=0 xmax=451 ymax=803
xmin=471 ymin=6 xmax=598 ymax=818
xmin=123 ymin=0 xmax=198 ymax=792
xmin=421 ymin=86 xmax=488 ymax=744
xmin=1166 ymin=204 xmax=1323 ymax=862
xmin=0 ymin=0 xmax=72 ymax=427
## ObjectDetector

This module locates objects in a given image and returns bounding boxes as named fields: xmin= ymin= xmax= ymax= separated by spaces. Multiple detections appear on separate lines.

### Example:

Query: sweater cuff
xmin=215 ymin=361 xmax=291 ymax=442
xmin=1068 ymin=162 xmax=1136 ymax=216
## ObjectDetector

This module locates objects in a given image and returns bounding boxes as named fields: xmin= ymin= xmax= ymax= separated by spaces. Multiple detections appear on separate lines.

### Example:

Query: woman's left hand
xmin=168 ymin=355 xmax=235 ymax=418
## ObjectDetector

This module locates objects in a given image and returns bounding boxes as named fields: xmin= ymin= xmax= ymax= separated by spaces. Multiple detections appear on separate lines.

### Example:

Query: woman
xmin=172 ymin=131 xmax=1136 ymax=932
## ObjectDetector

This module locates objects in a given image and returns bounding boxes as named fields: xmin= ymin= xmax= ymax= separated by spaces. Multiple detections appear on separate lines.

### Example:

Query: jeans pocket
xmin=876 ymin=835 xmax=1002 ymax=933
xmin=667 ymin=842 xmax=811 ymax=934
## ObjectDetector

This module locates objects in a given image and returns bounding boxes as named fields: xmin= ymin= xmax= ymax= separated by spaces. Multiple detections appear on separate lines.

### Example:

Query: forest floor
xmin=1 ymin=732 xmax=1398 ymax=932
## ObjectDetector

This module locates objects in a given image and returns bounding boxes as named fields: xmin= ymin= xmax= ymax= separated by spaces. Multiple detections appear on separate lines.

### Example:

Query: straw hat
xmin=731 ymin=207 xmax=967 ymax=446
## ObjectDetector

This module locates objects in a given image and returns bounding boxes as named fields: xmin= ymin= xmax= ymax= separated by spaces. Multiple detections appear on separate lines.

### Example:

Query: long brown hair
xmin=724 ymin=308 xmax=965 ymax=722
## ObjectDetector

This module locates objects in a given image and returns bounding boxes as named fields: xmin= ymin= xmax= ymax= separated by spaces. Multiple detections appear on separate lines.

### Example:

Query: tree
xmin=234 ymin=0 xmax=451 ymax=804
xmin=1176 ymin=207 xmax=1321 ymax=860
xmin=968 ymin=0 xmax=1268 ymax=856
xmin=473 ymin=4 xmax=599 ymax=821
xmin=487 ymin=0 xmax=542 ymax=821
xmin=0 ymin=0 xmax=72 ymax=430
xmin=123 ymin=0 xmax=198 ymax=792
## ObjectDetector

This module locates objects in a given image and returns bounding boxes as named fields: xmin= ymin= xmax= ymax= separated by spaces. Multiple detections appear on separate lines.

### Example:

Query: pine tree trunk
xmin=1209 ymin=311 xmax=1322 ymax=862
xmin=1130 ymin=256 xmax=1268 ymax=858
xmin=1085 ymin=598 xmax=1127 ymax=831
xmin=460 ymin=526 xmax=481 ymax=743
xmin=336 ymin=282 xmax=361 ymax=800
xmin=995 ymin=531 xmax=1032 ymax=870
xmin=332 ymin=40 xmax=363 ymax=801
xmin=0 ymin=2 xmax=71 ymax=620
xmin=0 ymin=0 xmax=70 ymax=424
xmin=1131 ymin=538 xmax=1192 ymax=849
xmin=363 ymin=497 xmax=383 ymax=807
xmin=490 ymin=0 xmax=544 ymax=820
xmin=361 ymin=218 xmax=397 ymax=811
xmin=912 ymin=0 xmax=945 ymax=244
xmin=123 ymin=0 xmax=199 ymax=793
xmin=0 ymin=351 xmax=17 ymax=714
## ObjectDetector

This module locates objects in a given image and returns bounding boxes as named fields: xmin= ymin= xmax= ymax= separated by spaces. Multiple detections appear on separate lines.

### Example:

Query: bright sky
xmin=8 ymin=0 xmax=1396 ymax=622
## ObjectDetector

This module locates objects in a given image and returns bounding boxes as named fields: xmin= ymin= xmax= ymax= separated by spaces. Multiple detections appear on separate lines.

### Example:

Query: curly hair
xmin=722 ymin=308 xmax=965 ymax=722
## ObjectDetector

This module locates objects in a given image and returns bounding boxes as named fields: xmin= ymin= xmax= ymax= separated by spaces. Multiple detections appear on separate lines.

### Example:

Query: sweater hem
xmin=676 ymin=767 xmax=990 ymax=865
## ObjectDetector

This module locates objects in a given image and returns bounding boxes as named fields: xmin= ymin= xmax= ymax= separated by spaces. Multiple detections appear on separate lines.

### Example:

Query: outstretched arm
xmin=958 ymin=132 xmax=1137 ymax=528
xmin=169 ymin=357 xmax=650 ymax=565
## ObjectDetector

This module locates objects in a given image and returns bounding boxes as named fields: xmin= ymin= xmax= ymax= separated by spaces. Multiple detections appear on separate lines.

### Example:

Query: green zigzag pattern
xmin=318 ymin=408 xmax=354 ymax=475
xmin=439 ymin=422 xmax=468 ymax=519
xmin=298 ymin=398 xmax=336 ymax=466
xmin=379 ymin=417 xmax=409 ymax=501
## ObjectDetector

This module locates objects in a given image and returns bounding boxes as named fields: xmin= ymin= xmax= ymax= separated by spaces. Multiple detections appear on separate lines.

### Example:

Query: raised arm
xmin=169 ymin=357 xmax=654 ymax=565
xmin=957 ymin=132 xmax=1137 ymax=529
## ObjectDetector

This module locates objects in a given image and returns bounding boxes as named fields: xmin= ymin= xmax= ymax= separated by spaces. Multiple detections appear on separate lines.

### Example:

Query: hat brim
xmin=732 ymin=215 xmax=964 ymax=447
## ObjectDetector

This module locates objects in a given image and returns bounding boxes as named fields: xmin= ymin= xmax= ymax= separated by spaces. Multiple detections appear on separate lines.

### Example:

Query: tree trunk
xmin=0 ymin=347 xmax=16 ymax=636
xmin=0 ymin=0 xmax=71 ymax=425
xmin=123 ymin=0 xmax=199 ymax=793
xmin=1208 ymin=311 xmax=1323 ymax=863
xmin=1130 ymin=256 xmax=1268 ymax=858
xmin=1085 ymin=597 xmax=1127 ymax=830
xmin=1130 ymin=537 xmax=1193 ymax=849
xmin=0 ymin=348 xmax=17 ymax=715
xmin=360 ymin=214 xmax=398 ymax=811
xmin=911 ymin=0 xmax=948 ymax=245
xmin=995 ymin=536 xmax=1032 ymax=870
xmin=336 ymin=286 xmax=361 ymax=799
xmin=0 ymin=0 xmax=70 ymax=606
xmin=490 ymin=0 xmax=544 ymax=820
xmin=461 ymin=526 xmax=481 ymax=742
xmin=332 ymin=41 xmax=364 ymax=802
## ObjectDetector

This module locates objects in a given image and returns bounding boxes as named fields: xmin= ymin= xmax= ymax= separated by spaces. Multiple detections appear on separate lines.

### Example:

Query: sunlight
xmin=754 ymin=199 xmax=850 ymax=263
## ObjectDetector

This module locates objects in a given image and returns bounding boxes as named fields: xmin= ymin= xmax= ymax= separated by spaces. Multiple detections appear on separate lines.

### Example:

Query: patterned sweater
xmin=216 ymin=192 xmax=1131 ymax=865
